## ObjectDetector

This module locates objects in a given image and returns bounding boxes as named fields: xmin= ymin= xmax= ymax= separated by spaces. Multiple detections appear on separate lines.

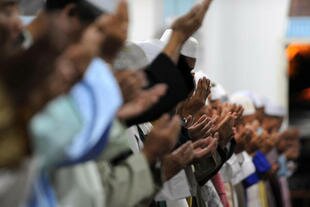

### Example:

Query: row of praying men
xmin=0 ymin=0 xmax=300 ymax=207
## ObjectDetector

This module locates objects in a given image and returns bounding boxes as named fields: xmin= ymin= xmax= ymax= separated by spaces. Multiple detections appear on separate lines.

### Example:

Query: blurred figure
xmin=0 ymin=0 xmax=23 ymax=58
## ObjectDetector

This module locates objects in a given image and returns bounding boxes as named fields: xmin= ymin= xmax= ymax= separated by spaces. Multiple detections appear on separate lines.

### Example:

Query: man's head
xmin=209 ymin=82 xmax=228 ymax=105
xmin=44 ymin=0 xmax=96 ymax=43
xmin=0 ymin=0 xmax=23 ymax=50
xmin=277 ymin=128 xmax=300 ymax=154
xmin=234 ymin=91 xmax=266 ymax=124
xmin=230 ymin=93 xmax=257 ymax=124
xmin=262 ymin=100 xmax=285 ymax=132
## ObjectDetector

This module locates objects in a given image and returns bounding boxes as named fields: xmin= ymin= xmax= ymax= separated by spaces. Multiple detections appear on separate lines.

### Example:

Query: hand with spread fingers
xmin=117 ymin=84 xmax=167 ymax=122
xmin=187 ymin=115 xmax=215 ymax=141
xmin=192 ymin=134 xmax=219 ymax=159
xmin=171 ymin=0 xmax=213 ymax=43
xmin=162 ymin=134 xmax=218 ymax=180
xmin=162 ymin=141 xmax=194 ymax=180
xmin=143 ymin=114 xmax=181 ymax=165
xmin=214 ymin=112 xmax=235 ymax=148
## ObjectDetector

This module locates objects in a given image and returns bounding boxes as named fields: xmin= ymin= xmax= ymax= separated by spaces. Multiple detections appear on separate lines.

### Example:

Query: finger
xmin=185 ymin=115 xmax=193 ymax=128
xmin=201 ymin=119 xmax=213 ymax=133
xmin=172 ymin=141 xmax=192 ymax=156
xmin=185 ymin=3 xmax=201 ymax=20
xmin=156 ymin=114 xmax=170 ymax=128
xmin=206 ymin=78 xmax=211 ymax=95
xmin=194 ymin=79 xmax=203 ymax=96
xmin=191 ymin=117 xmax=210 ymax=131
xmin=200 ymin=0 xmax=213 ymax=17
xmin=198 ymin=78 xmax=205 ymax=97
xmin=191 ymin=114 xmax=208 ymax=127
xmin=116 ymin=0 xmax=129 ymax=23
xmin=204 ymin=127 xmax=214 ymax=138
xmin=138 ymin=91 xmax=159 ymax=107
xmin=147 ymin=84 xmax=168 ymax=97
xmin=192 ymin=138 xmax=210 ymax=149
xmin=193 ymin=138 xmax=217 ymax=158
xmin=168 ymin=115 xmax=182 ymax=135
xmin=200 ymin=77 xmax=209 ymax=99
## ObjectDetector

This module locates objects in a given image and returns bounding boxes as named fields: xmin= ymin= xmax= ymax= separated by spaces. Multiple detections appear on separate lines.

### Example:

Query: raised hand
xmin=163 ymin=0 xmax=213 ymax=62
xmin=162 ymin=141 xmax=194 ymax=180
xmin=230 ymin=104 xmax=244 ymax=126
xmin=177 ymin=77 xmax=211 ymax=118
xmin=143 ymin=114 xmax=181 ymax=165
xmin=117 ymin=84 xmax=167 ymax=121
xmin=171 ymin=0 xmax=213 ymax=43
xmin=187 ymin=115 xmax=214 ymax=141
xmin=214 ymin=112 xmax=235 ymax=148
xmin=192 ymin=134 xmax=218 ymax=159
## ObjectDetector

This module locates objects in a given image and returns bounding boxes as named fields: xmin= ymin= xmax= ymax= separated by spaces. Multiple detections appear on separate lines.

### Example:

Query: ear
xmin=63 ymin=3 xmax=78 ymax=18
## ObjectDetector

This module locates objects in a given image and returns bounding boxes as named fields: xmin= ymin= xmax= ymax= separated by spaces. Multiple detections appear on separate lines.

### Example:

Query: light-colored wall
xmin=128 ymin=0 xmax=164 ymax=42
xmin=200 ymin=0 xmax=291 ymax=108
xmin=128 ymin=0 xmax=290 ymax=108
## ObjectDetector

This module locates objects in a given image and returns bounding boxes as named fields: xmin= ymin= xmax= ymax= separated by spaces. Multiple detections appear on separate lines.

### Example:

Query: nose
xmin=10 ymin=14 xmax=23 ymax=39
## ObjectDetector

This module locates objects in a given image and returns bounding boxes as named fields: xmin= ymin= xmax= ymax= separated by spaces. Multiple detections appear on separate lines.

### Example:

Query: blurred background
xmin=19 ymin=0 xmax=310 ymax=206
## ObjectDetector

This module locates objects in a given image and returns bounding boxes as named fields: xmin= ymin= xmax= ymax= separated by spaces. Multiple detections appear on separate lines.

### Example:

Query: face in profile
xmin=0 ymin=2 xmax=23 ymax=43
xmin=49 ymin=4 xmax=91 ymax=46
xmin=0 ymin=2 xmax=22 ymax=56
xmin=262 ymin=115 xmax=283 ymax=132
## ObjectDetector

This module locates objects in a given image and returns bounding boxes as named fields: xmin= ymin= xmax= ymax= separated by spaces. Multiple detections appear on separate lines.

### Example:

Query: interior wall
xmin=200 ymin=0 xmax=291 ymax=107
xmin=128 ymin=0 xmax=164 ymax=42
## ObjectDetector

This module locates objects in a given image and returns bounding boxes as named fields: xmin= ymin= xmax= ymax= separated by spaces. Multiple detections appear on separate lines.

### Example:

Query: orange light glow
xmin=287 ymin=44 xmax=310 ymax=77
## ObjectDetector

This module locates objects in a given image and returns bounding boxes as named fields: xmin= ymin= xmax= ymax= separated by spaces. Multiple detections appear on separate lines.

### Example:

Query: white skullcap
xmin=211 ymin=82 xmax=228 ymax=102
xmin=230 ymin=94 xmax=256 ymax=116
xmin=137 ymin=40 xmax=165 ymax=63
xmin=264 ymin=100 xmax=286 ymax=117
xmin=234 ymin=90 xmax=265 ymax=108
xmin=113 ymin=42 xmax=148 ymax=70
xmin=86 ymin=0 xmax=120 ymax=13
xmin=160 ymin=29 xmax=199 ymax=59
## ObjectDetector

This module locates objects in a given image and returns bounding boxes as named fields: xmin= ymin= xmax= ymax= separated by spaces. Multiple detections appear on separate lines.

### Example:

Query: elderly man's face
xmin=51 ymin=4 xmax=96 ymax=46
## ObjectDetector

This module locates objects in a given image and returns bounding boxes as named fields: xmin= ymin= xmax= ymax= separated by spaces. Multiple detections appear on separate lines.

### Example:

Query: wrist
xmin=142 ymin=148 xmax=159 ymax=166
xmin=163 ymin=32 xmax=183 ymax=63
